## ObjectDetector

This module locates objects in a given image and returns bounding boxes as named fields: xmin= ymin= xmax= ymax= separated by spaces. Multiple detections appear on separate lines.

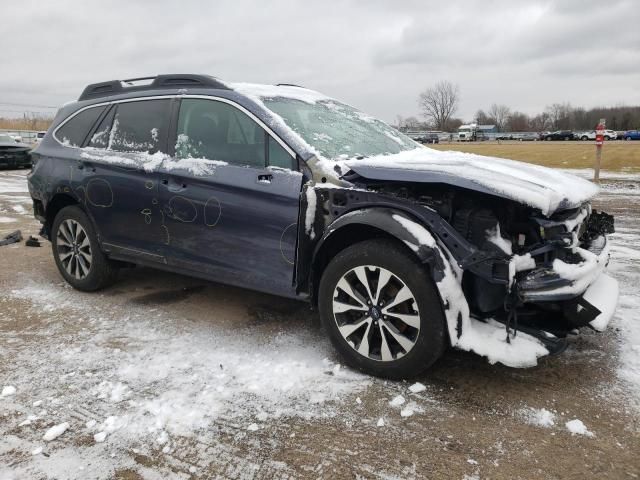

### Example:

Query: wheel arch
xmin=308 ymin=207 xmax=446 ymax=308
xmin=44 ymin=193 xmax=80 ymax=239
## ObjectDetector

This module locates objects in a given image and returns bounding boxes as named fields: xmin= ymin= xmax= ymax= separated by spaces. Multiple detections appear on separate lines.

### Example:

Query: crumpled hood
xmin=344 ymin=147 xmax=599 ymax=216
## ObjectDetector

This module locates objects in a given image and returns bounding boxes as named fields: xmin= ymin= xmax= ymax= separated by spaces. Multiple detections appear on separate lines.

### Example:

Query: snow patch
xmin=305 ymin=185 xmax=317 ymax=240
xmin=521 ymin=407 xmax=556 ymax=427
xmin=486 ymin=224 xmax=512 ymax=254
xmin=457 ymin=318 xmax=549 ymax=368
xmin=408 ymin=382 xmax=426 ymax=394
xmin=565 ymin=419 xmax=593 ymax=437
xmin=1 ymin=385 xmax=16 ymax=397
xmin=43 ymin=422 xmax=70 ymax=441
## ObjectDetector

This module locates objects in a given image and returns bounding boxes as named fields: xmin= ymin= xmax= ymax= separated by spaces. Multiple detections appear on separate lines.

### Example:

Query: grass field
xmin=430 ymin=141 xmax=640 ymax=171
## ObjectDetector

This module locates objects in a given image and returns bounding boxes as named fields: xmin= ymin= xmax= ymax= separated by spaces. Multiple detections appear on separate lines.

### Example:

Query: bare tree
xmin=418 ymin=81 xmax=460 ymax=130
xmin=506 ymin=111 xmax=529 ymax=132
xmin=488 ymin=103 xmax=511 ymax=131
xmin=475 ymin=109 xmax=492 ymax=125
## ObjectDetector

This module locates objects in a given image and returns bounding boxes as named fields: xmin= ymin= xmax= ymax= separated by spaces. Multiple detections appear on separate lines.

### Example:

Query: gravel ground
xmin=0 ymin=169 xmax=639 ymax=480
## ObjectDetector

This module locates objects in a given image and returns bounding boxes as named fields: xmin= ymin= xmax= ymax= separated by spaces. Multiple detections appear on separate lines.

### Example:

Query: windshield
xmin=261 ymin=97 xmax=417 ymax=159
xmin=0 ymin=134 xmax=15 ymax=142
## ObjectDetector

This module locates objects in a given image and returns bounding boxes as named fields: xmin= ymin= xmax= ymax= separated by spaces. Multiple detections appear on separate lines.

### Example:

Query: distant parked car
xmin=576 ymin=130 xmax=617 ymax=141
xmin=420 ymin=133 xmax=439 ymax=144
xmin=0 ymin=133 xmax=31 ymax=169
xmin=34 ymin=131 xmax=47 ymax=144
xmin=511 ymin=132 xmax=538 ymax=141
xmin=622 ymin=130 xmax=640 ymax=141
xmin=544 ymin=130 xmax=574 ymax=141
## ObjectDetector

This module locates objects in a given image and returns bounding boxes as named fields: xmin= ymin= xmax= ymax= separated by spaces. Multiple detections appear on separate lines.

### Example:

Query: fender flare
xmin=311 ymin=207 xmax=470 ymax=346
xmin=313 ymin=207 xmax=443 ymax=269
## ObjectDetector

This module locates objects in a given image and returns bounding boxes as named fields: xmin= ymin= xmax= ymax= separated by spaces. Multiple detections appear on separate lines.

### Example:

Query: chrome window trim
xmin=52 ymin=94 xmax=297 ymax=159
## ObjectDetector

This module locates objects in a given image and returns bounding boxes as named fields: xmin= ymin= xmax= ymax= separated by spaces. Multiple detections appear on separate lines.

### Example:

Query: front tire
xmin=51 ymin=205 xmax=118 ymax=291
xmin=318 ymin=239 xmax=447 ymax=379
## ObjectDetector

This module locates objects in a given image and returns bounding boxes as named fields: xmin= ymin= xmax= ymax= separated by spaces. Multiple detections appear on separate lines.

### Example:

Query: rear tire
xmin=318 ymin=239 xmax=447 ymax=379
xmin=51 ymin=205 xmax=118 ymax=291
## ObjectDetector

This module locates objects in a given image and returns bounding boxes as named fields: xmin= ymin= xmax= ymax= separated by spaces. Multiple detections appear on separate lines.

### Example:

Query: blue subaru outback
xmin=28 ymin=74 xmax=618 ymax=378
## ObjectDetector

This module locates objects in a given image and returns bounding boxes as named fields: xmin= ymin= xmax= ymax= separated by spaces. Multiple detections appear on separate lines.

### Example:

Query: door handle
xmin=78 ymin=161 xmax=96 ymax=173
xmin=257 ymin=174 xmax=273 ymax=184
xmin=162 ymin=178 xmax=187 ymax=192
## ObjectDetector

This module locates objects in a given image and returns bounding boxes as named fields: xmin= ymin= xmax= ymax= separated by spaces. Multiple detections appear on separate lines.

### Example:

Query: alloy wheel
xmin=332 ymin=265 xmax=420 ymax=362
xmin=56 ymin=219 xmax=92 ymax=280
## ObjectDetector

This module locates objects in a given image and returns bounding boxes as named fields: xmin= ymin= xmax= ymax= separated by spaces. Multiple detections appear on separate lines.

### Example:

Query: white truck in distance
xmin=457 ymin=124 xmax=477 ymax=141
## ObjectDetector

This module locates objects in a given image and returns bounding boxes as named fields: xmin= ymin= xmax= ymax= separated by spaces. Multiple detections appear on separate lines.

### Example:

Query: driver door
xmin=158 ymin=98 xmax=303 ymax=297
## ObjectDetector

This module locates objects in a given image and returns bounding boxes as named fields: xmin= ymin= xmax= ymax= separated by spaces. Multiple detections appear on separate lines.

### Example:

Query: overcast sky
xmin=2 ymin=0 xmax=639 ymax=122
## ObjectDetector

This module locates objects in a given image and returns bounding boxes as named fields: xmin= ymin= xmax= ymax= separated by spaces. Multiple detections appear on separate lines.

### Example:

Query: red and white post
xmin=594 ymin=119 xmax=605 ymax=183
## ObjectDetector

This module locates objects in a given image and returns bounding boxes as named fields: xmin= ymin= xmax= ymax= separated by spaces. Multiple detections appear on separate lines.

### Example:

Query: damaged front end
xmin=306 ymin=170 xmax=618 ymax=367
xmin=506 ymin=209 xmax=617 ymax=335
xmin=451 ymin=199 xmax=618 ymax=357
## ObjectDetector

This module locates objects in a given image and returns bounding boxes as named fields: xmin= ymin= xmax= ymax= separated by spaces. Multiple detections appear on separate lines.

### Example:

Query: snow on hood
xmin=230 ymin=82 xmax=332 ymax=104
xmin=344 ymin=147 xmax=599 ymax=216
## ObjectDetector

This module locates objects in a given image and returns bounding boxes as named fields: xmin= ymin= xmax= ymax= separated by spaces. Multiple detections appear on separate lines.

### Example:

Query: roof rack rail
xmin=275 ymin=83 xmax=307 ymax=88
xmin=78 ymin=74 xmax=229 ymax=101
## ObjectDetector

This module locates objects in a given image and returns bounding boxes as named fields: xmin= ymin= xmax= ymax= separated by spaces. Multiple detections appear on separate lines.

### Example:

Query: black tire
xmin=318 ymin=239 xmax=447 ymax=379
xmin=581 ymin=136 xmax=588 ymax=141
xmin=604 ymin=136 xmax=611 ymax=141
xmin=545 ymin=136 xmax=552 ymax=141
xmin=51 ymin=205 xmax=118 ymax=291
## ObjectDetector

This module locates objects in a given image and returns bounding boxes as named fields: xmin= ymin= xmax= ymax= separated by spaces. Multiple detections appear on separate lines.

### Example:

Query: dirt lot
xmin=1 ymin=169 xmax=639 ymax=479
xmin=431 ymin=141 xmax=640 ymax=171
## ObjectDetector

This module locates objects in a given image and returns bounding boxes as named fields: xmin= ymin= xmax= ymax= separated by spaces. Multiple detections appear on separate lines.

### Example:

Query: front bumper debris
xmin=517 ymin=235 xmax=610 ymax=302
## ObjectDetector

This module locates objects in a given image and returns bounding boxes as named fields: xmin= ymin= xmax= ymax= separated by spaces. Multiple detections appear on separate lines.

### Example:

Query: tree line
xmin=397 ymin=80 xmax=640 ymax=133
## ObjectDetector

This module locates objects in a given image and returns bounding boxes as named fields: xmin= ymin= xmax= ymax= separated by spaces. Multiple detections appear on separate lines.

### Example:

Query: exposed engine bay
xmin=312 ymin=176 xmax=616 ymax=353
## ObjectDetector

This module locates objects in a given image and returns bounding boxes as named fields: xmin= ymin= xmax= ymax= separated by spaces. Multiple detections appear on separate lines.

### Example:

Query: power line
xmin=0 ymin=101 xmax=59 ymax=109
xmin=0 ymin=109 xmax=55 ymax=115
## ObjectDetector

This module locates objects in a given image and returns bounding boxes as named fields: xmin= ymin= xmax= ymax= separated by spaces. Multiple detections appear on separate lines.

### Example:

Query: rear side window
xmin=109 ymin=100 xmax=170 ymax=153
xmin=56 ymin=106 xmax=106 ymax=147
xmin=88 ymin=107 xmax=115 ymax=149
xmin=175 ymin=99 xmax=265 ymax=168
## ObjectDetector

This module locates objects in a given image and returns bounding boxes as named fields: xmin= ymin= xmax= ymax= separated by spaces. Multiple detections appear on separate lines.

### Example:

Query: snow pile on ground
xmin=1 ymin=385 xmax=16 ymax=397
xmin=43 ymin=423 xmax=69 ymax=442
xmin=565 ymin=419 xmax=594 ymax=437
xmin=4 ymin=281 xmax=371 ymax=452
xmin=0 ymin=174 xmax=30 ymax=194
xmin=521 ymin=407 xmax=556 ymax=427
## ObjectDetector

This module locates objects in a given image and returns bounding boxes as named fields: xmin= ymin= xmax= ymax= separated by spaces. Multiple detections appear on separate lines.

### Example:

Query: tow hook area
xmin=495 ymin=296 xmax=569 ymax=355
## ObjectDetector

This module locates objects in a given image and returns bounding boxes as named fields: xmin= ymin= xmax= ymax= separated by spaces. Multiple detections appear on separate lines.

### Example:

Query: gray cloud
xmin=1 ymin=0 xmax=638 ymax=122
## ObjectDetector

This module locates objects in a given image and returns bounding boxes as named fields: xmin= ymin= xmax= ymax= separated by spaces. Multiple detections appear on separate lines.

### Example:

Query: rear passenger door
xmin=158 ymin=98 xmax=303 ymax=296
xmin=81 ymin=98 xmax=172 ymax=261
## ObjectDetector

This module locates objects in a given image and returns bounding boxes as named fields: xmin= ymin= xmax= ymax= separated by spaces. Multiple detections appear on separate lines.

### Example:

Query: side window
xmin=56 ymin=106 xmax=106 ymax=147
xmin=109 ymin=100 xmax=170 ymax=153
xmin=176 ymin=99 xmax=265 ymax=168
xmin=268 ymin=137 xmax=293 ymax=169
xmin=87 ymin=107 xmax=115 ymax=149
